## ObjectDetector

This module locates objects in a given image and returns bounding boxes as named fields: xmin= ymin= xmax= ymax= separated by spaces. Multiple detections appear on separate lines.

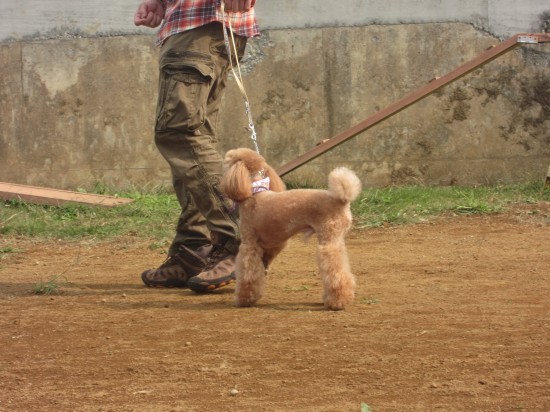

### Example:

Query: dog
xmin=220 ymin=148 xmax=362 ymax=310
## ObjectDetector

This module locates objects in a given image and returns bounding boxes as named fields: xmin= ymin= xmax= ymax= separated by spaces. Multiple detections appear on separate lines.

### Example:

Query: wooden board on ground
xmin=0 ymin=182 xmax=134 ymax=208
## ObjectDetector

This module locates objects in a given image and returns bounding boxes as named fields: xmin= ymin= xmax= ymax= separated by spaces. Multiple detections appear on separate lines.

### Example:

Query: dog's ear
xmin=264 ymin=165 xmax=286 ymax=192
xmin=220 ymin=161 xmax=253 ymax=201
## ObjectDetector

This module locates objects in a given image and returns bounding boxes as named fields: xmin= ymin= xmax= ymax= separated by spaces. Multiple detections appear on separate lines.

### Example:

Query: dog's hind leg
xmin=317 ymin=241 xmax=356 ymax=310
xmin=235 ymin=243 xmax=266 ymax=307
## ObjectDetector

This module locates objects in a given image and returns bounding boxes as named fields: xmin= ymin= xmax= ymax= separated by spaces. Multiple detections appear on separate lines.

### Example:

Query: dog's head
xmin=220 ymin=148 xmax=286 ymax=201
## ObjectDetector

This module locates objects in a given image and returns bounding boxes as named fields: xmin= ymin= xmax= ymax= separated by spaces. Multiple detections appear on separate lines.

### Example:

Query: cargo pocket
xmin=156 ymin=51 xmax=215 ymax=132
xmin=210 ymin=34 xmax=246 ymax=62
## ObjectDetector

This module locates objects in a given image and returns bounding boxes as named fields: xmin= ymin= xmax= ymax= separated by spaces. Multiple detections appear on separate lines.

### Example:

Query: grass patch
xmin=352 ymin=182 xmax=548 ymax=228
xmin=1 ymin=189 xmax=180 ymax=242
xmin=0 ymin=245 xmax=22 ymax=260
xmin=0 ymin=182 xmax=547 ymax=241
xmin=33 ymin=274 xmax=68 ymax=296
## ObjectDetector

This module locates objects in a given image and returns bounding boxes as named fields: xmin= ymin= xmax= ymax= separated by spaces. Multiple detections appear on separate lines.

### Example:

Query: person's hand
xmin=134 ymin=0 xmax=165 ymax=28
xmin=224 ymin=0 xmax=256 ymax=13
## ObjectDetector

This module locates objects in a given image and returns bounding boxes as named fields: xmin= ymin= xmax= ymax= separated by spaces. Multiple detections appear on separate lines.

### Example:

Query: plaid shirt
xmin=157 ymin=0 xmax=260 ymax=46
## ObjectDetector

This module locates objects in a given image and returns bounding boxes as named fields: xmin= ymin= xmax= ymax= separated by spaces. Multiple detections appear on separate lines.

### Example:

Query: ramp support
xmin=277 ymin=33 xmax=550 ymax=176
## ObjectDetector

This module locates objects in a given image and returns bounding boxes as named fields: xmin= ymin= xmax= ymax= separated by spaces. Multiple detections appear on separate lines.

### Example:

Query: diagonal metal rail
xmin=277 ymin=33 xmax=550 ymax=176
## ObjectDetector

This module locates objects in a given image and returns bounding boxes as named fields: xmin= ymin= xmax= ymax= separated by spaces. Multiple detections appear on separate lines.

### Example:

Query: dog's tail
xmin=328 ymin=167 xmax=362 ymax=203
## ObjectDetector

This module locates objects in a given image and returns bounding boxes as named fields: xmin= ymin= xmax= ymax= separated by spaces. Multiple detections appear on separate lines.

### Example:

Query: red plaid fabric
xmin=157 ymin=0 xmax=260 ymax=46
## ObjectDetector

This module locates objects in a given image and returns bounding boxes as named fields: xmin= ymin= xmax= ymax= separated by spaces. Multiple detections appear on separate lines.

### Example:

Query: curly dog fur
xmin=220 ymin=148 xmax=362 ymax=310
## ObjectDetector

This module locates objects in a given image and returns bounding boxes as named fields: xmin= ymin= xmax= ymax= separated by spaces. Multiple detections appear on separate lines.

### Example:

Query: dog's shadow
xmin=99 ymin=288 xmax=328 ymax=312
xmin=255 ymin=302 xmax=326 ymax=312
xmin=189 ymin=291 xmax=327 ymax=312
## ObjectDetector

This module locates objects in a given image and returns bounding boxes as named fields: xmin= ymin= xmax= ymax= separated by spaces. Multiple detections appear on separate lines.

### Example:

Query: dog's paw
xmin=235 ymin=300 xmax=254 ymax=308
xmin=324 ymin=301 xmax=348 ymax=311
xmin=323 ymin=291 xmax=354 ymax=311
xmin=235 ymin=291 xmax=261 ymax=308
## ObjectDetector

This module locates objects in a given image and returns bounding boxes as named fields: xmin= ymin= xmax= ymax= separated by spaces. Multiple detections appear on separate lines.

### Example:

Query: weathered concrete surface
xmin=1 ymin=36 xmax=164 ymax=189
xmin=221 ymin=24 xmax=549 ymax=187
xmin=2 ymin=0 xmax=549 ymax=41
xmin=1 ymin=23 xmax=549 ymax=189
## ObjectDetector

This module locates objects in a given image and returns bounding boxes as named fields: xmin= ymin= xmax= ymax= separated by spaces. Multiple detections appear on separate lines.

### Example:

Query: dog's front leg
xmin=235 ymin=243 xmax=266 ymax=307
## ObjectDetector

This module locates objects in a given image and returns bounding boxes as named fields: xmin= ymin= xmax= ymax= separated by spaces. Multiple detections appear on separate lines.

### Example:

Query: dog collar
xmin=252 ymin=176 xmax=270 ymax=194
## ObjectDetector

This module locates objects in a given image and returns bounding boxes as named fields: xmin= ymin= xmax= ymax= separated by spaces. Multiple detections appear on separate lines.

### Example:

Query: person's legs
xmin=169 ymin=178 xmax=210 ymax=256
xmin=143 ymin=22 xmax=246 ymax=289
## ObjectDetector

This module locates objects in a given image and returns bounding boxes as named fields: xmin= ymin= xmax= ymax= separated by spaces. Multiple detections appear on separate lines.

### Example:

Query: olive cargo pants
xmin=154 ymin=22 xmax=246 ymax=256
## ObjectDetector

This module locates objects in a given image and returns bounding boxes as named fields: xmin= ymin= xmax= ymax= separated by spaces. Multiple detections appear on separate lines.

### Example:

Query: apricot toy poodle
xmin=220 ymin=148 xmax=362 ymax=310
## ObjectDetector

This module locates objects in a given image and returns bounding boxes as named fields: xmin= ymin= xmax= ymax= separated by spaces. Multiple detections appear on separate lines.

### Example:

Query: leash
xmin=219 ymin=0 xmax=260 ymax=154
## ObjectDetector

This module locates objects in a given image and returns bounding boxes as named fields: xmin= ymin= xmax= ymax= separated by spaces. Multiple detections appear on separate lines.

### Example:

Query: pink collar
xmin=252 ymin=176 xmax=270 ymax=194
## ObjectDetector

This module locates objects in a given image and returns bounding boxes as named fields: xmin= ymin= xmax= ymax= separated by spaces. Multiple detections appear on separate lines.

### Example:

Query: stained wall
xmin=1 ymin=1 xmax=548 ymax=189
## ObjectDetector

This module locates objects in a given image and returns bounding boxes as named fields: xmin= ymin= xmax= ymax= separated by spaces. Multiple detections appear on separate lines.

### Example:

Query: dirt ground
xmin=0 ymin=204 xmax=549 ymax=412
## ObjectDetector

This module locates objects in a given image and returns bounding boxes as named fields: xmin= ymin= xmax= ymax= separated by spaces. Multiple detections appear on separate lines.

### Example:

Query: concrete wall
xmin=2 ymin=0 xmax=550 ymax=40
xmin=1 ymin=1 xmax=549 ymax=189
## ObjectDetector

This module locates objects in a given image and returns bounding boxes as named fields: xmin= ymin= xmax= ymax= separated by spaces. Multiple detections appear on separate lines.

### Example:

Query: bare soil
xmin=1 ymin=204 xmax=549 ymax=411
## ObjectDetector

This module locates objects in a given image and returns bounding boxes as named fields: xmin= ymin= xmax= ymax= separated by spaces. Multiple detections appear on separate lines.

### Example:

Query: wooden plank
xmin=277 ymin=33 xmax=550 ymax=176
xmin=0 ymin=182 xmax=134 ymax=208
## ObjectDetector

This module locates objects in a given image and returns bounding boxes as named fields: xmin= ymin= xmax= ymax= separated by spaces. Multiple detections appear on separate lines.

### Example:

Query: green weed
xmin=33 ymin=275 xmax=68 ymax=296
xmin=361 ymin=297 xmax=380 ymax=305
xmin=361 ymin=402 xmax=373 ymax=412
xmin=285 ymin=285 xmax=311 ymax=292
xmin=0 ymin=245 xmax=21 ymax=260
